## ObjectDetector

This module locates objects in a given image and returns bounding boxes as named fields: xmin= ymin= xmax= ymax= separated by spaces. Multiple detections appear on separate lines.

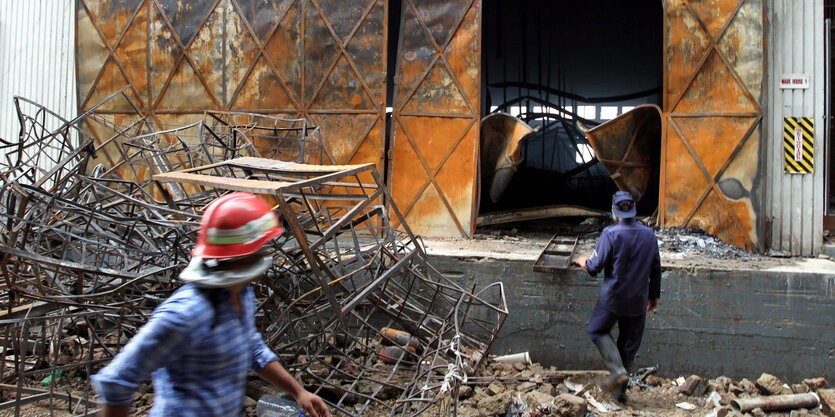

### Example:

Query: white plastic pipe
xmin=493 ymin=352 xmax=532 ymax=365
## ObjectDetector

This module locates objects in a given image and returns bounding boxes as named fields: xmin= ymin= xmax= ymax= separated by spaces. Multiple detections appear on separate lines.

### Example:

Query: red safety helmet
xmin=192 ymin=192 xmax=285 ymax=259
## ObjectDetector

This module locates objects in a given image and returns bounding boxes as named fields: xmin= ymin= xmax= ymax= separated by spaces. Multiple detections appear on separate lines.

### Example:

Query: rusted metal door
xmin=388 ymin=0 xmax=481 ymax=237
xmin=661 ymin=0 xmax=764 ymax=251
xmin=75 ymin=0 xmax=387 ymax=171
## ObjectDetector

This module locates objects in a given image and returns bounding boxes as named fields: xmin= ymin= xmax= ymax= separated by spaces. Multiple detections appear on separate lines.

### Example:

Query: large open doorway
xmin=478 ymin=0 xmax=663 ymax=231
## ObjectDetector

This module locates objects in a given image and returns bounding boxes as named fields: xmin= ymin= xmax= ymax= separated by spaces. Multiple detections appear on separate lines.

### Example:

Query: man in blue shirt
xmin=91 ymin=192 xmax=332 ymax=417
xmin=577 ymin=191 xmax=661 ymax=402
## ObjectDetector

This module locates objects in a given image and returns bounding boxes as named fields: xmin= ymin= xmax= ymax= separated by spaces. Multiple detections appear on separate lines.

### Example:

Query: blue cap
xmin=612 ymin=191 xmax=636 ymax=219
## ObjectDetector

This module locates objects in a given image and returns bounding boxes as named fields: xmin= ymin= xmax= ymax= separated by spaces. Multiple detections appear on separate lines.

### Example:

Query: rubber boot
xmin=612 ymin=358 xmax=632 ymax=402
xmin=593 ymin=335 xmax=629 ymax=393
xmin=611 ymin=380 xmax=628 ymax=402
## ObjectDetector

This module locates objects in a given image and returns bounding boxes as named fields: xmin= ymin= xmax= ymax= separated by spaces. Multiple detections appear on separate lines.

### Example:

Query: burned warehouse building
xmin=0 ymin=0 xmax=832 ymax=416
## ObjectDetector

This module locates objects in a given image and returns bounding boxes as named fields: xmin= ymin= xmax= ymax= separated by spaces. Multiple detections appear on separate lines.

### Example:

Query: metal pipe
xmin=730 ymin=393 xmax=819 ymax=412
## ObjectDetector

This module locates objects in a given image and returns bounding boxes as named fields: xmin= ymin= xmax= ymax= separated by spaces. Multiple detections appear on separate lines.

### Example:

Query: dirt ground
xmin=0 ymin=372 xmax=99 ymax=417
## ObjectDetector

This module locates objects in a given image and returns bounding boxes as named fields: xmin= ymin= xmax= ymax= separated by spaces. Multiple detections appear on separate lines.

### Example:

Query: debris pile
xmin=656 ymin=228 xmax=753 ymax=259
xmin=449 ymin=360 xmax=832 ymax=417
xmin=0 ymin=91 xmax=508 ymax=416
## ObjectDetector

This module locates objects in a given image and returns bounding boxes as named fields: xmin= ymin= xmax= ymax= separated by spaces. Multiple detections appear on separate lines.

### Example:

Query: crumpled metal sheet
xmin=577 ymin=105 xmax=662 ymax=203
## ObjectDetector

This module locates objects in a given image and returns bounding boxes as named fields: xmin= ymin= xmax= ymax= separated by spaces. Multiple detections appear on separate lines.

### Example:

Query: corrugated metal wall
xmin=0 ymin=0 xmax=77 ymax=143
xmin=765 ymin=0 xmax=826 ymax=255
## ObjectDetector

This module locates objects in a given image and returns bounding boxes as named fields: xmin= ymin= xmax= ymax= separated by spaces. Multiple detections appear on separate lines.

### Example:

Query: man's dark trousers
xmin=586 ymin=300 xmax=646 ymax=368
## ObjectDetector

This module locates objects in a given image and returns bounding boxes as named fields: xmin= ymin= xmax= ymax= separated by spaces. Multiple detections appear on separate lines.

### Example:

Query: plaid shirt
xmin=91 ymin=284 xmax=278 ymax=416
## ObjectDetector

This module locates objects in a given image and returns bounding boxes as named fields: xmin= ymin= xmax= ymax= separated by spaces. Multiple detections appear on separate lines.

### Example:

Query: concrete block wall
xmin=430 ymin=256 xmax=835 ymax=382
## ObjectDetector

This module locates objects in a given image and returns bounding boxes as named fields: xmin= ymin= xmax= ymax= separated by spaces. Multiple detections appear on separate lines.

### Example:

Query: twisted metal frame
xmin=0 ymin=95 xmax=508 ymax=416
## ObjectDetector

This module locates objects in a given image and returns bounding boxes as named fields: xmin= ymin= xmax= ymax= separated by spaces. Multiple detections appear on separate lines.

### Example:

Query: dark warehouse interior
xmin=480 ymin=0 xmax=663 ymax=218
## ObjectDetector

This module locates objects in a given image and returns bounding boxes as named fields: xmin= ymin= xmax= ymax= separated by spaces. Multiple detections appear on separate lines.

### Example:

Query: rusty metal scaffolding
xmin=0 ymin=309 xmax=112 ymax=417
xmin=155 ymin=158 xmax=509 ymax=416
xmin=0 ymin=90 xmax=162 ymax=417
xmin=0 ymin=94 xmax=508 ymax=416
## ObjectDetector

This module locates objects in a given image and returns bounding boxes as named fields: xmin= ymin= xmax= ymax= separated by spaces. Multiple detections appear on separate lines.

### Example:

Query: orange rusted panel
xmin=662 ymin=0 xmax=763 ymax=251
xmin=389 ymin=0 xmax=481 ymax=238
xmin=76 ymin=0 xmax=387 ymax=173
xmin=577 ymin=104 xmax=662 ymax=203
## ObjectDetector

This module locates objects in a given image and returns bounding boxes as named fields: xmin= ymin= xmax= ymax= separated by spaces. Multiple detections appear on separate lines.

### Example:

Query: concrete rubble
xmin=437 ymin=361 xmax=831 ymax=417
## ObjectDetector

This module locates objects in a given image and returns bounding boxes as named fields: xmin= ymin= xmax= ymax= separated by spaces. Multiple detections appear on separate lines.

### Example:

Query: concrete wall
xmin=430 ymin=256 xmax=835 ymax=382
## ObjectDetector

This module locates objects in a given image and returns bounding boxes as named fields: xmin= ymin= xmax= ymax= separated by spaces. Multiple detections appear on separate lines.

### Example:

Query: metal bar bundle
xmin=0 ymin=94 xmax=508 ymax=416
xmin=155 ymin=157 xmax=509 ymax=416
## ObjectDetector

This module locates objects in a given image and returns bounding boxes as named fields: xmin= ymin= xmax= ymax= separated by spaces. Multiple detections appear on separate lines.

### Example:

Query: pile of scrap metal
xmin=0 ymin=90 xmax=508 ymax=416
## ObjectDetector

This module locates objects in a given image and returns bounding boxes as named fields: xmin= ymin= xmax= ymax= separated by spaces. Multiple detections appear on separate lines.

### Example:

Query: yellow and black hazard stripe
xmin=783 ymin=117 xmax=814 ymax=174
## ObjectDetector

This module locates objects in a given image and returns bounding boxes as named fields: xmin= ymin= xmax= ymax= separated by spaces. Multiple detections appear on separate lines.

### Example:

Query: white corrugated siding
xmin=765 ymin=0 xmax=826 ymax=255
xmin=0 ymin=0 xmax=76 ymax=143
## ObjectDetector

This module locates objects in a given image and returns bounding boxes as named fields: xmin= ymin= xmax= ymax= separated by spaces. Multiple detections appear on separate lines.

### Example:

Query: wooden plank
xmin=0 ymin=302 xmax=59 ymax=321
xmin=226 ymin=157 xmax=373 ymax=175
xmin=154 ymin=158 xmax=377 ymax=196
xmin=153 ymin=171 xmax=291 ymax=193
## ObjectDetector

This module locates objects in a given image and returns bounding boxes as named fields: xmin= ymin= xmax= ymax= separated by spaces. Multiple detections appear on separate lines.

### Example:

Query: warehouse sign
xmin=779 ymin=74 xmax=809 ymax=89
xmin=784 ymin=117 xmax=814 ymax=174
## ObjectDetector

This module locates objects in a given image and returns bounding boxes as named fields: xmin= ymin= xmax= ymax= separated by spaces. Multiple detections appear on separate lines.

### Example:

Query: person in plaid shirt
xmin=92 ymin=193 xmax=331 ymax=417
